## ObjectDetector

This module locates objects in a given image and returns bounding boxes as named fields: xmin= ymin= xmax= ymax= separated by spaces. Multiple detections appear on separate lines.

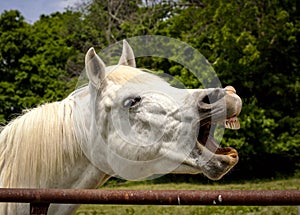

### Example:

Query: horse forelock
xmin=106 ymin=66 xmax=162 ymax=86
xmin=0 ymin=100 xmax=82 ymax=188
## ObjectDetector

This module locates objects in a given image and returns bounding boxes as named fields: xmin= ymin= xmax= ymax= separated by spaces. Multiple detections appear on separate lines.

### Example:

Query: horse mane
xmin=0 ymin=99 xmax=82 ymax=188
xmin=106 ymin=66 xmax=163 ymax=85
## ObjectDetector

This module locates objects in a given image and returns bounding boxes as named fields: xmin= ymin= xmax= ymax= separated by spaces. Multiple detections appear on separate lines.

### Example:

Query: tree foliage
xmin=0 ymin=10 xmax=79 ymax=121
xmin=0 ymin=0 xmax=299 ymax=179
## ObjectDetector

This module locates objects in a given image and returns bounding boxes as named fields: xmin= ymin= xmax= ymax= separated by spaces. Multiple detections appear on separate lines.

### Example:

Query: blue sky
xmin=0 ymin=0 xmax=83 ymax=23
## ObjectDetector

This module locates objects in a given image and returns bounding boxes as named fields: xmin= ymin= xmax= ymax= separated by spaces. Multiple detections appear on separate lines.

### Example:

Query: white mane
xmin=0 ymin=99 xmax=82 ymax=188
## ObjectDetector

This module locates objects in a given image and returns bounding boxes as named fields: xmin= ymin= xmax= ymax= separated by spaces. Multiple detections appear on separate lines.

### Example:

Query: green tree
xmin=0 ymin=10 xmax=33 ymax=122
xmin=0 ymin=10 xmax=80 ymax=123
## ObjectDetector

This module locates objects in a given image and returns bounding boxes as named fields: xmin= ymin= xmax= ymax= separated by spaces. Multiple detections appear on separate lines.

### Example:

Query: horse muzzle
xmin=194 ymin=86 xmax=242 ymax=179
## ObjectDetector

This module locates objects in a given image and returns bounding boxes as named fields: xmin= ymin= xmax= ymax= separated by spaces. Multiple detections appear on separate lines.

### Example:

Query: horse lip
xmin=194 ymin=140 xmax=239 ymax=180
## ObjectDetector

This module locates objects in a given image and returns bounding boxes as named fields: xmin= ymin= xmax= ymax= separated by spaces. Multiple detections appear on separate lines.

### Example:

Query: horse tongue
xmin=205 ymin=134 xmax=220 ymax=153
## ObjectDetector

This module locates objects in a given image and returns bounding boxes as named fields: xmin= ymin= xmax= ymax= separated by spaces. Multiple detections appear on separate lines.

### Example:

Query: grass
xmin=75 ymin=177 xmax=300 ymax=215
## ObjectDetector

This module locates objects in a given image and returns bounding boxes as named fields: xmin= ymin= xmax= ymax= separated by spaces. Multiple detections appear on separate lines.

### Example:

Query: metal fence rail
xmin=0 ymin=188 xmax=299 ymax=215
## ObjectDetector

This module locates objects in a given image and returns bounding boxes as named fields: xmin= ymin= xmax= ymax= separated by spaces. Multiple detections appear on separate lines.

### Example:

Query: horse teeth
xmin=224 ymin=121 xmax=230 ymax=129
xmin=224 ymin=118 xmax=240 ymax=130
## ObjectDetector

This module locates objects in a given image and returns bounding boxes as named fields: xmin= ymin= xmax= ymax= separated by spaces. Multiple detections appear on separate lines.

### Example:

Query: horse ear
xmin=85 ymin=47 xmax=105 ymax=89
xmin=118 ymin=40 xmax=136 ymax=67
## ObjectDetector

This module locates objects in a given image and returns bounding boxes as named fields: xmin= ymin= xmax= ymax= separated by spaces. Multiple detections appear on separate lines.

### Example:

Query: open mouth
xmin=197 ymin=115 xmax=240 ymax=153
xmin=188 ymin=86 xmax=242 ymax=179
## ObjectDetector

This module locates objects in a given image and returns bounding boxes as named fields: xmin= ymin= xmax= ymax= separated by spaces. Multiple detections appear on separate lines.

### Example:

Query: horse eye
xmin=123 ymin=96 xmax=141 ymax=108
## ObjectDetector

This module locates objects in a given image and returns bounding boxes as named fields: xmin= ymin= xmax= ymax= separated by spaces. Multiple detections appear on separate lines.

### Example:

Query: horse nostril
xmin=201 ymin=89 xmax=226 ymax=105
xmin=202 ymin=95 xmax=210 ymax=104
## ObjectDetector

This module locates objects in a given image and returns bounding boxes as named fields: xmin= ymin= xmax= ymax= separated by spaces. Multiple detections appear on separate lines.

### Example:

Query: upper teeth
xmin=224 ymin=116 xmax=240 ymax=129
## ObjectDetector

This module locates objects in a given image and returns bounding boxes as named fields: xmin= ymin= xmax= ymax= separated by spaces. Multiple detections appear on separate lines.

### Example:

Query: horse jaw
xmin=172 ymin=142 xmax=239 ymax=180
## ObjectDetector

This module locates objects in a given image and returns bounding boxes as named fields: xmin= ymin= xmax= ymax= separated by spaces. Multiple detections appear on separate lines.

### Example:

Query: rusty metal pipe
xmin=0 ymin=189 xmax=299 ymax=206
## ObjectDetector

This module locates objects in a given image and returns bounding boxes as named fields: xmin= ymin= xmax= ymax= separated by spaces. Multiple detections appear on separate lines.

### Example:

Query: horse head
xmin=80 ymin=40 xmax=242 ymax=180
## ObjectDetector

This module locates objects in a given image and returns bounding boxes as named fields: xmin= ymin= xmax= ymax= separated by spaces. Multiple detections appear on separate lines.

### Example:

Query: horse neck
xmin=70 ymin=86 xmax=115 ymax=177
xmin=48 ymin=90 xmax=111 ymax=189
xmin=67 ymin=87 xmax=113 ymax=186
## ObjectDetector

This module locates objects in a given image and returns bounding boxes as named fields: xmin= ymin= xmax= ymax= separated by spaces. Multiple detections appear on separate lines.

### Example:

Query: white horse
xmin=0 ymin=40 xmax=242 ymax=214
